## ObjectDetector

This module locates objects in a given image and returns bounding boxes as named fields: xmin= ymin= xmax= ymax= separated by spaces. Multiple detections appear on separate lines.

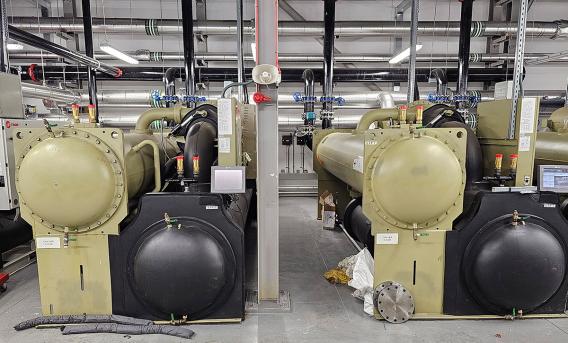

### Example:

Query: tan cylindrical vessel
xmin=123 ymin=132 xmax=178 ymax=199
xmin=535 ymin=132 xmax=568 ymax=166
xmin=316 ymin=132 xmax=365 ymax=192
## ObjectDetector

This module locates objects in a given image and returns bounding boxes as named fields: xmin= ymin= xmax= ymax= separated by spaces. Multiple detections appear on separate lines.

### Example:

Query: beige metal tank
xmin=16 ymin=130 xmax=177 ymax=231
xmin=316 ymin=132 xmax=365 ymax=192
xmin=15 ymin=108 xmax=184 ymax=232
xmin=317 ymin=128 xmax=465 ymax=228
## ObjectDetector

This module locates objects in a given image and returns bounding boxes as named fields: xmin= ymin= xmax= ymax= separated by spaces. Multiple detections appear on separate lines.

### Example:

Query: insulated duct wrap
xmin=61 ymin=324 xmax=195 ymax=339
xmin=14 ymin=315 xmax=153 ymax=331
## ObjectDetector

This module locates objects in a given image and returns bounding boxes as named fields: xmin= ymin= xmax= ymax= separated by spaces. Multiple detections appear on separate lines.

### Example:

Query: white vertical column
xmin=255 ymin=0 xmax=280 ymax=301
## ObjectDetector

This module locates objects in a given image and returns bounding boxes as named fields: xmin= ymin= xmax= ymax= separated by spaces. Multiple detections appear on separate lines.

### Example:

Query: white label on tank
xmin=206 ymin=205 xmax=219 ymax=210
xmin=353 ymin=156 xmax=364 ymax=173
xmin=543 ymin=203 xmax=556 ymax=208
xmin=218 ymin=136 xmax=231 ymax=153
xmin=376 ymin=233 xmax=398 ymax=245
xmin=519 ymin=135 xmax=531 ymax=152
xmin=519 ymin=97 xmax=537 ymax=134
xmin=217 ymin=98 xmax=233 ymax=136
xmin=36 ymin=237 xmax=61 ymax=249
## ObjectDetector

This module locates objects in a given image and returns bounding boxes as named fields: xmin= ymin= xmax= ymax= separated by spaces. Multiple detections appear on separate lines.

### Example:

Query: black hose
xmin=184 ymin=121 xmax=217 ymax=183
xmin=14 ymin=314 xmax=152 ymax=331
xmin=61 ymin=323 xmax=195 ymax=339
xmin=0 ymin=211 xmax=32 ymax=254
xmin=169 ymin=103 xmax=217 ymax=137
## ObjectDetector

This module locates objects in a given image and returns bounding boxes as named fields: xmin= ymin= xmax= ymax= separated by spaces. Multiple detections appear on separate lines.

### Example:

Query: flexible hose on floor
xmin=61 ymin=323 xmax=195 ymax=339
xmin=14 ymin=314 xmax=153 ymax=331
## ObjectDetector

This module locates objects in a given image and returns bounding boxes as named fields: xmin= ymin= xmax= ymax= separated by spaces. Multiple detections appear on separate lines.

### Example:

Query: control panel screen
xmin=539 ymin=165 xmax=568 ymax=193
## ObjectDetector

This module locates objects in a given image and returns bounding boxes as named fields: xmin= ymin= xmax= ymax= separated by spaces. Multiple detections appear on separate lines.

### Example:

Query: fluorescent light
xmin=251 ymin=43 xmax=257 ymax=63
xmin=7 ymin=43 xmax=24 ymax=51
xmin=100 ymin=43 xmax=139 ymax=64
xmin=389 ymin=44 xmax=423 ymax=64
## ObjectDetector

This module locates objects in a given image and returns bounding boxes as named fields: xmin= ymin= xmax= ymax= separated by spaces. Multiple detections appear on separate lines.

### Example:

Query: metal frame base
xmin=245 ymin=290 xmax=291 ymax=314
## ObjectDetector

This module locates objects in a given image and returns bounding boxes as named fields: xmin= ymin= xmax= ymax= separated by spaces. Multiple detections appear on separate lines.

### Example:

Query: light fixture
xmin=100 ymin=43 xmax=139 ymax=64
xmin=389 ymin=45 xmax=423 ymax=64
xmin=7 ymin=43 xmax=24 ymax=51
xmin=251 ymin=43 xmax=257 ymax=63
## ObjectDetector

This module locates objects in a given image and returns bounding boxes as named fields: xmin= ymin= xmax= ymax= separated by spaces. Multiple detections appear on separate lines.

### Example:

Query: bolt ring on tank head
xmin=15 ymin=128 xmax=126 ymax=233
xmin=365 ymin=129 xmax=466 ymax=229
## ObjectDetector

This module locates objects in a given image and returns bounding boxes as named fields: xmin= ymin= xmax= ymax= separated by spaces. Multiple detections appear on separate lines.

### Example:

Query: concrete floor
xmin=1 ymin=197 xmax=568 ymax=343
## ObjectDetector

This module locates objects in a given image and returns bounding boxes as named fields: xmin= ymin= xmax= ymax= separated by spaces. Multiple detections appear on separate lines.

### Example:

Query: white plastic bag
xmin=347 ymin=248 xmax=375 ymax=315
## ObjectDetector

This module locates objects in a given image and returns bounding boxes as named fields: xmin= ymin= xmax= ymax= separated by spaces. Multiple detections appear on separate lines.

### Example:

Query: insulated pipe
xmin=8 ymin=26 xmax=121 ymax=77
xmin=302 ymin=69 xmax=315 ymax=124
xmin=9 ymin=51 xmax=568 ymax=64
xmin=82 ymin=0 xmax=98 ymax=121
xmin=19 ymin=65 xmax=517 ymax=83
xmin=236 ymin=0 xmax=246 ymax=103
xmin=322 ymin=0 xmax=336 ymax=129
xmin=163 ymin=67 xmax=176 ymax=107
xmin=181 ymin=0 xmax=196 ymax=101
xmin=457 ymin=0 xmax=474 ymax=97
xmin=0 ymin=0 xmax=9 ymax=73
xmin=407 ymin=0 xmax=419 ymax=103
xmin=356 ymin=106 xmax=414 ymax=130
xmin=430 ymin=69 xmax=448 ymax=95
xmin=9 ymin=17 xmax=567 ymax=38
xmin=131 ymin=140 xmax=161 ymax=192
xmin=134 ymin=107 xmax=186 ymax=133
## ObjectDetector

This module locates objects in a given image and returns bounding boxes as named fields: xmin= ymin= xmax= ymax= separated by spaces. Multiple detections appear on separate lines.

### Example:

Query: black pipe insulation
xmin=0 ymin=212 xmax=32 ymax=254
xmin=322 ymin=0 xmax=336 ymax=129
xmin=184 ymin=121 xmax=217 ymax=183
xmin=457 ymin=0 xmax=474 ymax=96
xmin=81 ymin=0 xmax=99 ymax=121
xmin=22 ymin=65 xmax=515 ymax=83
xmin=181 ymin=0 xmax=196 ymax=100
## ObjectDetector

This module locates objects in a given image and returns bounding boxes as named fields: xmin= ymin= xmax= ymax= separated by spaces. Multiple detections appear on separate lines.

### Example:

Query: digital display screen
xmin=539 ymin=165 xmax=568 ymax=192
xmin=211 ymin=166 xmax=246 ymax=194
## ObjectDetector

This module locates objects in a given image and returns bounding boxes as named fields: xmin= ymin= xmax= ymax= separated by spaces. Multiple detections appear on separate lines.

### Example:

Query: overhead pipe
xmin=9 ymin=17 xmax=568 ymax=38
xmin=302 ymin=69 xmax=315 ymax=125
xmin=82 ymin=0 xmax=99 ymax=121
xmin=181 ymin=0 xmax=196 ymax=103
xmin=407 ymin=0 xmax=419 ymax=103
xmin=9 ymin=51 xmax=568 ymax=64
xmin=22 ymin=65 xmax=515 ymax=83
xmin=236 ymin=0 xmax=247 ymax=103
xmin=322 ymin=0 xmax=336 ymax=129
xmin=8 ymin=26 xmax=122 ymax=77
xmin=163 ymin=67 xmax=177 ymax=108
xmin=457 ymin=0 xmax=474 ymax=99
xmin=430 ymin=68 xmax=448 ymax=95
xmin=0 ymin=0 xmax=9 ymax=73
